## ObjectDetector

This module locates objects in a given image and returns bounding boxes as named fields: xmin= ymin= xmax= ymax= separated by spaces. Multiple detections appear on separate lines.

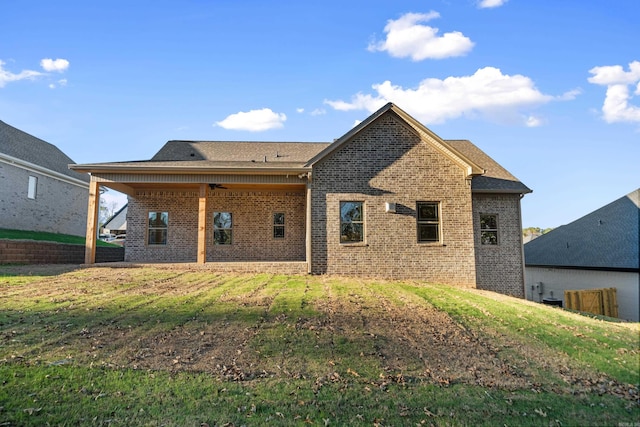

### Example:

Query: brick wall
xmin=0 ymin=162 xmax=88 ymax=236
xmin=310 ymin=111 xmax=477 ymax=286
xmin=0 ymin=240 xmax=124 ymax=264
xmin=125 ymin=189 xmax=306 ymax=263
xmin=472 ymin=193 xmax=525 ymax=297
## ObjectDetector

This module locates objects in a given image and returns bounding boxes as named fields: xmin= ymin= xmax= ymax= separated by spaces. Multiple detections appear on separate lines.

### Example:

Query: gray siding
xmin=0 ymin=162 xmax=88 ymax=236
xmin=526 ymin=267 xmax=639 ymax=321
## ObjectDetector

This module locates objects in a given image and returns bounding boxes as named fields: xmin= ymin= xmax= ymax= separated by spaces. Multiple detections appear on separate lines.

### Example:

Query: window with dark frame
xmin=273 ymin=213 xmax=285 ymax=239
xmin=340 ymin=201 xmax=364 ymax=243
xmin=416 ymin=202 xmax=440 ymax=243
xmin=148 ymin=212 xmax=168 ymax=245
xmin=213 ymin=212 xmax=233 ymax=245
xmin=480 ymin=213 xmax=498 ymax=245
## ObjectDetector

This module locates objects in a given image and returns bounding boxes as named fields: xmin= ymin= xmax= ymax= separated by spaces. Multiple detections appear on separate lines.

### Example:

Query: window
xmin=27 ymin=176 xmax=37 ymax=199
xmin=273 ymin=213 xmax=285 ymax=239
xmin=148 ymin=212 xmax=168 ymax=245
xmin=480 ymin=214 xmax=498 ymax=245
xmin=214 ymin=212 xmax=232 ymax=245
xmin=417 ymin=202 xmax=440 ymax=243
xmin=340 ymin=201 xmax=364 ymax=243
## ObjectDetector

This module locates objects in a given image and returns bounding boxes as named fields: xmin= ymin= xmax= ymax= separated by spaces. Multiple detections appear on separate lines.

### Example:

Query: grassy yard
xmin=0 ymin=228 xmax=117 ymax=247
xmin=0 ymin=265 xmax=638 ymax=426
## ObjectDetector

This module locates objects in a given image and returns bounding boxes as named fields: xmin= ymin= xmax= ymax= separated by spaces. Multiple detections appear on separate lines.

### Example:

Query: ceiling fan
xmin=209 ymin=183 xmax=227 ymax=190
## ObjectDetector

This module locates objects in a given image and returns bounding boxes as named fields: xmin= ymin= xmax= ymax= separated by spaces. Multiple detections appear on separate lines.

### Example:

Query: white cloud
xmin=525 ymin=115 xmax=543 ymax=127
xmin=215 ymin=108 xmax=286 ymax=132
xmin=48 ymin=79 xmax=68 ymax=90
xmin=368 ymin=12 xmax=474 ymax=61
xmin=478 ymin=0 xmax=508 ymax=9
xmin=325 ymin=67 xmax=562 ymax=126
xmin=40 ymin=58 xmax=70 ymax=72
xmin=310 ymin=108 xmax=326 ymax=116
xmin=296 ymin=108 xmax=305 ymax=113
xmin=588 ymin=61 xmax=640 ymax=123
xmin=323 ymin=98 xmax=364 ymax=111
xmin=0 ymin=60 xmax=44 ymax=88
xmin=558 ymin=88 xmax=582 ymax=101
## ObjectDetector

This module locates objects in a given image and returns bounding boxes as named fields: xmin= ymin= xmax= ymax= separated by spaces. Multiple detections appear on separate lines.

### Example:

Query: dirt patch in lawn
xmin=1 ymin=265 xmax=637 ymax=402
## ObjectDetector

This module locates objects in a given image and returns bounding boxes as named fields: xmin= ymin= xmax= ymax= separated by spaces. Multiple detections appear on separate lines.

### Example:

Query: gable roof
xmin=304 ymin=103 xmax=530 ymax=194
xmin=70 ymin=103 xmax=530 ymax=195
xmin=0 ymin=120 xmax=89 ymax=184
xmin=524 ymin=189 xmax=640 ymax=271
xmin=305 ymin=103 xmax=485 ymax=178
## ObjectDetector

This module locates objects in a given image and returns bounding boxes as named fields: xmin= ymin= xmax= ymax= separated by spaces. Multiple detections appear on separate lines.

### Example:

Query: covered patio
xmin=71 ymin=140 xmax=325 ymax=272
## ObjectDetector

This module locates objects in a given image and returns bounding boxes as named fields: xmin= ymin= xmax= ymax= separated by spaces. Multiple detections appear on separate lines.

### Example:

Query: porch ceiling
xmin=98 ymin=181 xmax=307 ymax=195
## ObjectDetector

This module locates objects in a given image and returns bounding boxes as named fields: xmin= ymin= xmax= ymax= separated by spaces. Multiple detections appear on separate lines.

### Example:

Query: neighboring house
xmin=101 ymin=204 xmax=127 ymax=236
xmin=0 ymin=120 xmax=90 ymax=236
xmin=524 ymin=189 xmax=640 ymax=321
xmin=71 ymin=103 xmax=532 ymax=296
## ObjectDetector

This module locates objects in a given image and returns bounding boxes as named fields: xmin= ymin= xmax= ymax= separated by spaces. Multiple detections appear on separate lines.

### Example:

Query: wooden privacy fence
xmin=564 ymin=288 xmax=618 ymax=318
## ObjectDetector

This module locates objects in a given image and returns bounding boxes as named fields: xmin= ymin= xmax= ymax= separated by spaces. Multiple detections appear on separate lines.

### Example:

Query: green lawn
xmin=0 ymin=266 xmax=638 ymax=426
xmin=0 ymin=228 xmax=117 ymax=247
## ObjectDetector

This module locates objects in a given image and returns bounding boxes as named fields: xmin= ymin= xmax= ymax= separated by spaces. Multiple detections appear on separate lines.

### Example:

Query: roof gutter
xmin=526 ymin=264 xmax=640 ymax=273
xmin=0 ymin=153 xmax=90 ymax=188
xmin=472 ymin=188 xmax=533 ymax=194
xmin=69 ymin=164 xmax=312 ymax=176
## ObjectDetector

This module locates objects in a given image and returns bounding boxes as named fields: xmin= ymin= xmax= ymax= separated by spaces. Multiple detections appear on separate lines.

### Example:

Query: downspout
xmin=305 ymin=173 xmax=312 ymax=274
xmin=518 ymin=193 xmax=526 ymax=298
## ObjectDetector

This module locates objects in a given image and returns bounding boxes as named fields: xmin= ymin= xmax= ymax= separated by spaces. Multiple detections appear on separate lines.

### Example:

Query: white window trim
xmin=27 ymin=176 xmax=38 ymax=199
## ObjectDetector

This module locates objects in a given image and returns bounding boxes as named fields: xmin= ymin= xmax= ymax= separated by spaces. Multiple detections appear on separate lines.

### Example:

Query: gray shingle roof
xmin=447 ymin=140 xmax=532 ymax=194
xmin=152 ymin=140 xmax=330 ymax=163
xmin=72 ymin=141 xmax=331 ymax=173
xmin=524 ymin=189 xmax=640 ymax=271
xmin=0 ymin=120 xmax=89 ymax=183
xmin=70 ymin=105 xmax=529 ymax=196
xmin=103 ymin=204 xmax=127 ymax=231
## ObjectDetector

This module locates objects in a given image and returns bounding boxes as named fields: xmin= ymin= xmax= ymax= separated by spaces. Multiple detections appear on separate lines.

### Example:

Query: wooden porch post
xmin=84 ymin=180 xmax=100 ymax=264
xmin=306 ymin=184 xmax=312 ymax=274
xmin=197 ymin=183 xmax=208 ymax=264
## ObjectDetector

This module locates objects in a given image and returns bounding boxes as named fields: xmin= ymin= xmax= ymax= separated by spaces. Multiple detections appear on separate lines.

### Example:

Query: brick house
xmin=72 ymin=103 xmax=531 ymax=296
xmin=0 ymin=120 xmax=89 ymax=236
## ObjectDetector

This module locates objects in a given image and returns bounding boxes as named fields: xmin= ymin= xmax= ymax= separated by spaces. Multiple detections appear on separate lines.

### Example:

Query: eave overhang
xmin=472 ymin=187 xmax=533 ymax=195
xmin=69 ymin=163 xmax=312 ymax=176
xmin=1 ymin=153 xmax=90 ymax=188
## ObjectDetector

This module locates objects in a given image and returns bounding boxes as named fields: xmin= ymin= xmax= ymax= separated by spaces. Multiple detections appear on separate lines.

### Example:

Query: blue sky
xmin=1 ymin=0 xmax=638 ymax=229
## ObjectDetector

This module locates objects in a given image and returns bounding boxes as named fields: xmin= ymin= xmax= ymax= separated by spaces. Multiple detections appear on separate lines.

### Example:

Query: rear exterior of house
xmin=72 ymin=104 xmax=531 ymax=297
xmin=125 ymin=189 xmax=308 ymax=263
xmin=0 ymin=120 xmax=89 ymax=236
xmin=309 ymin=111 xmax=477 ymax=285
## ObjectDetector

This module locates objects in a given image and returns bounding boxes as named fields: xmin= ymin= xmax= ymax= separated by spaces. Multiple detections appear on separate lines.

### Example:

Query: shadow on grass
xmin=0 ymin=264 xmax=84 ymax=277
